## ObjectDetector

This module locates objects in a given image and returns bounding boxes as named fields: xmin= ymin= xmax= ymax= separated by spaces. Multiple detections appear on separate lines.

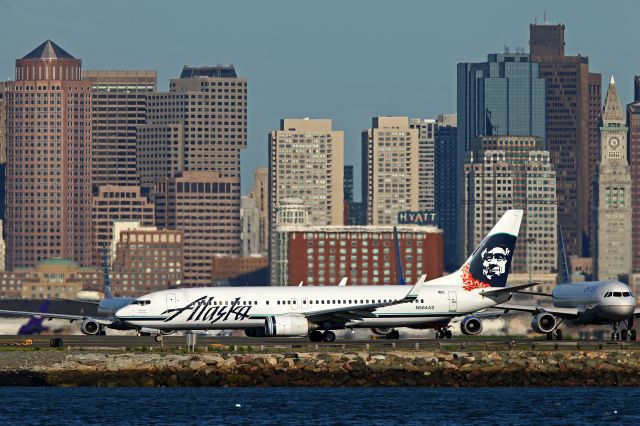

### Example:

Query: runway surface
xmin=0 ymin=334 xmax=638 ymax=351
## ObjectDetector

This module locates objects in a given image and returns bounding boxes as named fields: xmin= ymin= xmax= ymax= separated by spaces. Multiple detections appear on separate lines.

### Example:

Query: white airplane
xmin=497 ymin=227 xmax=639 ymax=341
xmin=116 ymin=210 xmax=536 ymax=342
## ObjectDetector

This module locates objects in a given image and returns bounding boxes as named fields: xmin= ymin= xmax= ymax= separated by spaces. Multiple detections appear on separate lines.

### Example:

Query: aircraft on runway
xmin=497 ymin=227 xmax=639 ymax=341
xmin=116 ymin=210 xmax=537 ymax=342
xmin=0 ymin=250 xmax=142 ymax=336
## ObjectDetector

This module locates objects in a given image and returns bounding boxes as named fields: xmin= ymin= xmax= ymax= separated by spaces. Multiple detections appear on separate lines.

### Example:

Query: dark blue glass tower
xmin=458 ymin=52 xmax=546 ymax=149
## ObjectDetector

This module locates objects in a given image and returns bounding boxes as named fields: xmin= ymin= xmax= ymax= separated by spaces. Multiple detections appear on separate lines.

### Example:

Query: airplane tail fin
xmin=393 ymin=226 xmax=406 ymax=285
xmin=455 ymin=209 xmax=523 ymax=290
xmin=557 ymin=225 xmax=571 ymax=284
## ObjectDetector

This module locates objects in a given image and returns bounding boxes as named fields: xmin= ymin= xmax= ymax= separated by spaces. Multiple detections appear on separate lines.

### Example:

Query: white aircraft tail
xmin=445 ymin=209 xmax=523 ymax=291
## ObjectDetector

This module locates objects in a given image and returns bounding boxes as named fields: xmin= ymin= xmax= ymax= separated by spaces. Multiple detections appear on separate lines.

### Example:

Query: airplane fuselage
xmin=552 ymin=281 xmax=635 ymax=324
xmin=116 ymin=283 xmax=509 ymax=332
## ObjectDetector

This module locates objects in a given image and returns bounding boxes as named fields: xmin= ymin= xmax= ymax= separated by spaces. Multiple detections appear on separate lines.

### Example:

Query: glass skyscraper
xmin=457 ymin=52 xmax=546 ymax=149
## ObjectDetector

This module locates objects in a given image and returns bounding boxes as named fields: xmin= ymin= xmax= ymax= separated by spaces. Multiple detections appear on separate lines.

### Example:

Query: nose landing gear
xmin=612 ymin=317 xmax=637 ymax=341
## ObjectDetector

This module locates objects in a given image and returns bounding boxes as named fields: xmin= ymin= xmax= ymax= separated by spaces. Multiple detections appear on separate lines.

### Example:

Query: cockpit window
xmin=623 ymin=292 xmax=631 ymax=297
xmin=132 ymin=300 xmax=150 ymax=305
xmin=604 ymin=292 xmax=611 ymax=297
xmin=613 ymin=292 xmax=622 ymax=297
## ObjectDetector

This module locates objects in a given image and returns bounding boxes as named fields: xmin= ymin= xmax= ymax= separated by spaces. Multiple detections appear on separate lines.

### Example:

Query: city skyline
xmin=2 ymin=1 xmax=640 ymax=197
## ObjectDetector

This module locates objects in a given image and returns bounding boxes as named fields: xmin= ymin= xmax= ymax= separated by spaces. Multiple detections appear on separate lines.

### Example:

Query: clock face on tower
xmin=609 ymin=137 xmax=620 ymax=149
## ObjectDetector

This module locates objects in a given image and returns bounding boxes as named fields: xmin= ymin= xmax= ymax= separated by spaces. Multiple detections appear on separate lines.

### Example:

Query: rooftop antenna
xmin=544 ymin=11 xmax=548 ymax=24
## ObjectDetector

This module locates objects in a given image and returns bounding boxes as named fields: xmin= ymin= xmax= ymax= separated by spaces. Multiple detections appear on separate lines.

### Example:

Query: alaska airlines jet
xmin=116 ymin=210 xmax=536 ymax=342
xmin=497 ymin=227 xmax=639 ymax=341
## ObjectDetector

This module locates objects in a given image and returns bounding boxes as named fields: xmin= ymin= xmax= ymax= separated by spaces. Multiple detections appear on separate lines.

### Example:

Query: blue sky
xmin=1 ymin=0 xmax=639 ymax=198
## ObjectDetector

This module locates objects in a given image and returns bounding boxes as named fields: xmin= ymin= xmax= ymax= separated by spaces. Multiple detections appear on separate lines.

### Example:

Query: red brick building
xmin=211 ymin=254 xmax=268 ymax=284
xmin=273 ymin=225 xmax=443 ymax=286
xmin=111 ymin=229 xmax=184 ymax=296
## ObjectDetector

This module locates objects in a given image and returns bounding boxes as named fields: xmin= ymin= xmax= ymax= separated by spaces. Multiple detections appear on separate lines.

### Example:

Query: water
xmin=0 ymin=387 xmax=637 ymax=425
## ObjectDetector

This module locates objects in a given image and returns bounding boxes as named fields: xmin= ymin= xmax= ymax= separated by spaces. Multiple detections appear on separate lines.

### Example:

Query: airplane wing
xmin=479 ymin=282 xmax=541 ymax=297
xmin=53 ymin=297 xmax=101 ymax=305
xmin=634 ymin=307 xmax=640 ymax=317
xmin=495 ymin=303 xmax=581 ymax=318
xmin=0 ymin=309 xmax=114 ymax=325
xmin=301 ymin=277 xmax=424 ymax=324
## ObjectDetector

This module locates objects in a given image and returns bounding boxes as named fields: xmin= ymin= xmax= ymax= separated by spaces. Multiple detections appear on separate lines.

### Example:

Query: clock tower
xmin=595 ymin=76 xmax=632 ymax=280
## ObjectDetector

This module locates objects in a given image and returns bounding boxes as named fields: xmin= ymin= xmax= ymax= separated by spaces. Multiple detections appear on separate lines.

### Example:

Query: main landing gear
xmin=435 ymin=327 xmax=452 ymax=340
xmin=546 ymin=329 xmax=563 ymax=341
xmin=309 ymin=330 xmax=336 ymax=342
xmin=611 ymin=318 xmax=637 ymax=341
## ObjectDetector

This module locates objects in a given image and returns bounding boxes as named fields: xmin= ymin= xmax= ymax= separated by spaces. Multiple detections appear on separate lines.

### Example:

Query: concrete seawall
xmin=1 ymin=349 xmax=640 ymax=386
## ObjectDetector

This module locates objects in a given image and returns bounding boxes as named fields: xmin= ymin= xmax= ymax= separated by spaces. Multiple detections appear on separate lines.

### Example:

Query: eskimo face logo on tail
xmin=462 ymin=233 xmax=517 ymax=290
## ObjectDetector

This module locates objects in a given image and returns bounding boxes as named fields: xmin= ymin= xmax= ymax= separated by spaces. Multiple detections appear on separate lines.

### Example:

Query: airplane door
xmin=291 ymin=298 xmax=298 ymax=310
xmin=448 ymin=291 xmax=457 ymax=312
xmin=166 ymin=293 xmax=176 ymax=311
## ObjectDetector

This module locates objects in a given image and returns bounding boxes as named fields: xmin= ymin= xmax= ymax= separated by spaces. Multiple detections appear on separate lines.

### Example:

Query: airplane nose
xmin=115 ymin=306 xmax=131 ymax=319
xmin=600 ymin=304 xmax=635 ymax=320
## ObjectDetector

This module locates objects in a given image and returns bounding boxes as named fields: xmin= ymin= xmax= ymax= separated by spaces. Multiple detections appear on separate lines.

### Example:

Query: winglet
xmin=401 ymin=276 xmax=425 ymax=302
xmin=298 ymin=281 xmax=304 ymax=287
xmin=338 ymin=277 xmax=348 ymax=287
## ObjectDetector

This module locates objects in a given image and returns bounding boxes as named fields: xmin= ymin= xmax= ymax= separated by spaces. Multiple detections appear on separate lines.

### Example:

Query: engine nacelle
xmin=460 ymin=316 xmax=483 ymax=335
xmin=159 ymin=330 xmax=175 ymax=336
xmin=531 ymin=312 xmax=557 ymax=334
xmin=80 ymin=319 xmax=100 ymax=335
xmin=264 ymin=315 xmax=311 ymax=337
xmin=371 ymin=328 xmax=393 ymax=336
xmin=244 ymin=327 xmax=266 ymax=337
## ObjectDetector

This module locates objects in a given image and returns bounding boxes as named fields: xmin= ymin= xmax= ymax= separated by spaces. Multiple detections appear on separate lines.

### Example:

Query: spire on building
xmin=22 ymin=40 xmax=75 ymax=60
xmin=602 ymin=76 xmax=624 ymax=122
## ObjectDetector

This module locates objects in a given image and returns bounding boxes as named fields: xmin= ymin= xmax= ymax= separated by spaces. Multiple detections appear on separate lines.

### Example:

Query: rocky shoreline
xmin=1 ymin=349 xmax=640 ymax=387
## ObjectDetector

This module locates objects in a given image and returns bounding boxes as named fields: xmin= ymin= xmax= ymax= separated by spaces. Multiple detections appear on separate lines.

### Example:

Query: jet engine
xmin=244 ymin=327 xmax=266 ymax=337
xmin=460 ymin=316 xmax=483 ymax=335
xmin=531 ymin=312 xmax=557 ymax=334
xmin=80 ymin=319 xmax=101 ymax=335
xmin=371 ymin=328 xmax=400 ymax=339
xmin=264 ymin=315 xmax=312 ymax=337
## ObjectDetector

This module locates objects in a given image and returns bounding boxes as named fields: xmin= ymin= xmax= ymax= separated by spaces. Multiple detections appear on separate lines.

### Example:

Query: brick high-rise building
xmin=529 ymin=23 xmax=601 ymax=258
xmin=0 ymin=83 xmax=7 ymax=224
xmin=82 ymin=70 xmax=156 ymax=188
xmin=269 ymin=118 xmax=344 ymax=228
xmin=409 ymin=118 xmax=437 ymax=212
xmin=0 ymin=82 xmax=7 ymax=164
xmin=111 ymin=229 xmax=184 ymax=296
xmin=627 ymin=76 xmax=640 ymax=272
xmin=155 ymin=171 xmax=241 ymax=287
xmin=5 ymin=40 xmax=93 ymax=268
xmin=137 ymin=66 xmax=247 ymax=196
xmin=92 ymin=185 xmax=155 ymax=265
xmin=362 ymin=117 xmax=419 ymax=225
